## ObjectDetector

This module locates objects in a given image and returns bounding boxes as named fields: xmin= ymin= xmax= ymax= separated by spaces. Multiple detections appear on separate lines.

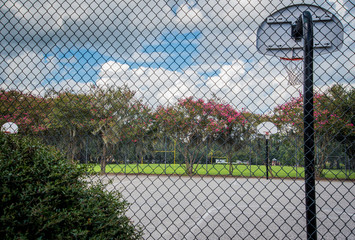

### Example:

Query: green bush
xmin=0 ymin=133 xmax=142 ymax=240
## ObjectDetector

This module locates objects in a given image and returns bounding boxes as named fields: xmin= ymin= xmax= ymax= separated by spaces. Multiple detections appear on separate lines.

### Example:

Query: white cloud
xmin=127 ymin=51 xmax=169 ymax=64
xmin=1 ymin=0 xmax=351 ymax=66
xmin=95 ymin=59 xmax=305 ymax=113
xmin=96 ymin=61 xmax=203 ymax=107
xmin=1 ymin=0 xmax=352 ymax=114
xmin=31 ymin=79 xmax=94 ymax=96
xmin=0 ymin=51 xmax=58 ymax=92
xmin=1 ymin=0 xmax=176 ymax=58
xmin=174 ymin=2 xmax=204 ymax=31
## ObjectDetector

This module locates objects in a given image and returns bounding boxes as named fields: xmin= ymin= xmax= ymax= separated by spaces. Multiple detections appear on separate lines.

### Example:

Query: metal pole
xmin=265 ymin=136 xmax=269 ymax=180
xmin=174 ymin=139 xmax=176 ymax=168
xmin=85 ymin=135 xmax=88 ymax=164
xmin=124 ymin=147 xmax=127 ymax=173
xmin=164 ymin=136 xmax=167 ymax=174
xmin=206 ymin=138 xmax=208 ymax=174
xmin=302 ymin=11 xmax=317 ymax=240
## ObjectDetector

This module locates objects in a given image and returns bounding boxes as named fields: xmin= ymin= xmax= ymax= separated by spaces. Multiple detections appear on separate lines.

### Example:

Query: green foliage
xmin=0 ymin=133 xmax=142 ymax=240
xmin=90 ymin=86 xmax=157 ymax=174
xmin=1 ymin=84 xmax=353 ymax=175
xmin=272 ymin=84 xmax=354 ymax=175
xmin=155 ymin=97 xmax=254 ymax=175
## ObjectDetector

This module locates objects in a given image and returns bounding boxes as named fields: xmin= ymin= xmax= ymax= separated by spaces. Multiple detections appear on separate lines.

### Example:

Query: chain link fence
xmin=1 ymin=1 xmax=354 ymax=239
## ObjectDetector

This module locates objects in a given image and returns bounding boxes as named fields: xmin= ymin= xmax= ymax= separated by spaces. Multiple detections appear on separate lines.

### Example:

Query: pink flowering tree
xmin=155 ymin=97 xmax=253 ymax=175
xmin=155 ymin=98 xmax=216 ymax=175
xmin=208 ymin=102 xmax=255 ymax=175
xmin=273 ymin=85 xmax=354 ymax=176
xmin=0 ymin=90 xmax=49 ymax=135
xmin=322 ymin=85 xmax=354 ymax=170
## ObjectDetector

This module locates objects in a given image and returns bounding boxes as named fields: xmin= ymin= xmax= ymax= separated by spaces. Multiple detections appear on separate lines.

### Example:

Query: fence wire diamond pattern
xmin=0 ymin=1 xmax=354 ymax=239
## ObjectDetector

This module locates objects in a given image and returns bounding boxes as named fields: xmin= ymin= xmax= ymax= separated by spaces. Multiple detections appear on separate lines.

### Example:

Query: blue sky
xmin=0 ymin=0 xmax=353 ymax=112
xmin=43 ymin=30 xmax=203 ymax=83
xmin=133 ymin=30 xmax=201 ymax=71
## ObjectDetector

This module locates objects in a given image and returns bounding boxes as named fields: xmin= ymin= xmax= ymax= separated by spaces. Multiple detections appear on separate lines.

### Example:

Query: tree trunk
xmin=229 ymin=162 xmax=234 ymax=176
xmin=185 ymin=159 xmax=193 ymax=175
xmin=315 ymin=137 xmax=328 ymax=178
xmin=101 ymin=144 xmax=107 ymax=174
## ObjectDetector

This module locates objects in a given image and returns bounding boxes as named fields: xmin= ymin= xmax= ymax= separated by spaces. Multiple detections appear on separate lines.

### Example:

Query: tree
xmin=324 ymin=85 xmax=354 ymax=169
xmin=46 ymin=91 xmax=95 ymax=162
xmin=0 ymin=90 xmax=49 ymax=135
xmin=91 ymin=86 xmax=136 ymax=174
xmin=155 ymin=98 xmax=215 ymax=175
xmin=155 ymin=97 xmax=253 ymax=175
xmin=272 ymin=85 xmax=354 ymax=176
xmin=91 ymin=86 xmax=157 ymax=174
xmin=126 ymin=102 xmax=157 ymax=172
xmin=205 ymin=99 xmax=253 ymax=175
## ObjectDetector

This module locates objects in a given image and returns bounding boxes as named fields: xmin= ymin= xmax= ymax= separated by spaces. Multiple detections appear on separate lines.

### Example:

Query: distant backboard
xmin=257 ymin=121 xmax=278 ymax=136
xmin=1 ymin=122 xmax=18 ymax=134
xmin=256 ymin=4 xmax=343 ymax=58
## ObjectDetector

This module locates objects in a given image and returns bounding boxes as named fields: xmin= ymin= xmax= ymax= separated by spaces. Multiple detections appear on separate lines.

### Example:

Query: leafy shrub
xmin=0 ymin=133 xmax=142 ymax=239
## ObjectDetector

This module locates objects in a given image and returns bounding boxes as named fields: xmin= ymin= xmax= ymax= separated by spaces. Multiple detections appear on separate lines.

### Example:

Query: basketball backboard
xmin=256 ymin=4 xmax=343 ymax=59
xmin=1 ymin=122 xmax=18 ymax=134
xmin=257 ymin=121 xmax=278 ymax=136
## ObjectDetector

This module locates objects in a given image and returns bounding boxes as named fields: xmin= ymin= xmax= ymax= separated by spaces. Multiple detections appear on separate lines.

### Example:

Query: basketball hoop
xmin=265 ymin=132 xmax=270 ymax=140
xmin=257 ymin=122 xmax=277 ymax=138
xmin=280 ymin=57 xmax=303 ymax=86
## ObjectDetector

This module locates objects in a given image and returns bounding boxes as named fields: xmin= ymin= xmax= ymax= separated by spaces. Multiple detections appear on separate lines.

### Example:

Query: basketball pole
xmin=294 ymin=11 xmax=317 ymax=240
xmin=265 ymin=133 xmax=269 ymax=180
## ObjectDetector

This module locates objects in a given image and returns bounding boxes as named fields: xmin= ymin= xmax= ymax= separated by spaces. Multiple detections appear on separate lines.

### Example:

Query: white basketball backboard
xmin=256 ymin=4 xmax=343 ymax=59
xmin=257 ymin=121 xmax=278 ymax=136
xmin=1 ymin=122 xmax=18 ymax=134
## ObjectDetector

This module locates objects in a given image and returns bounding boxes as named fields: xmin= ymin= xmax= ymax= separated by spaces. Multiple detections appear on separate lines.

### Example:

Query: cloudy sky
xmin=0 ymin=0 xmax=353 ymax=113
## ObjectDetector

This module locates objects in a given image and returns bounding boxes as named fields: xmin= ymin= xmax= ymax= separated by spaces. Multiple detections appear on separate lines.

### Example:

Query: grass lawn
xmin=83 ymin=163 xmax=355 ymax=180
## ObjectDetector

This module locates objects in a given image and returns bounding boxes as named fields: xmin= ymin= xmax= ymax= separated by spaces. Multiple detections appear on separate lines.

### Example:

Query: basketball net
xmin=280 ymin=57 xmax=303 ymax=86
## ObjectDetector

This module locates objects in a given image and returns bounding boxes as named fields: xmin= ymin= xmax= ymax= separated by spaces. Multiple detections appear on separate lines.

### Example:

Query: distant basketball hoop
xmin=1 ymin=122 xmax=18 ymax=134
xmin=257 ymin=121 xmax=277 ymax=137
xmin=256 ymin=122 xmax=277 ymax=180
xmin=264 ymin=131 xmax=270 ymax=140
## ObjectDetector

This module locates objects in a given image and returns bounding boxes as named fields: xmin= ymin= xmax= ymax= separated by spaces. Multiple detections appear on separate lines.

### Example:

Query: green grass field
xmin=83 ymin=163 xmax=355 ymax=180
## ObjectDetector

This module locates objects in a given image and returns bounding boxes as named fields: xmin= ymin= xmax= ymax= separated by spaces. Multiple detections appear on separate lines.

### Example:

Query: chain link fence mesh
xmin=1 ymin=1 xmax=354 ymax=239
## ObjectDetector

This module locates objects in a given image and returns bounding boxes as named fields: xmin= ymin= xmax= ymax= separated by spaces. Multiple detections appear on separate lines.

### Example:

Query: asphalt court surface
xmin=88 ymin=175 xmax=354 ymax=240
